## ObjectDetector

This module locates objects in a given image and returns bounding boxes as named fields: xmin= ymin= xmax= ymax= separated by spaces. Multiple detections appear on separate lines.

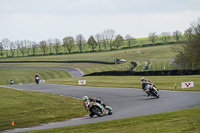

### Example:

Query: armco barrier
xmin=84 ymin=69 xmax=200 ymax=76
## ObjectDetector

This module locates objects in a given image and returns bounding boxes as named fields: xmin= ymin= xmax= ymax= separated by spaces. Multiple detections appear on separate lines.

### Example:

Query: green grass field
xmin=0 ymin=87 xmax=87 ymax=131
xmin=0 ymin=68 xmax=199 ymax=92
xmin=0 ymin=41 xmax=199 ymax=132
xmin=0 ymin=44 xmax=178 ymax=74
xmin=0 ymin=37 xmax=162 ymax=58
xmin=0 ymin=69 xmax=71 ymax=85
xmin=23 ymin=107 xmax=200 ymax=133
xmin=46 ymin=75 xmax=200 ymax=92
xmin=0 ymin=44 xmax=177 ymax=62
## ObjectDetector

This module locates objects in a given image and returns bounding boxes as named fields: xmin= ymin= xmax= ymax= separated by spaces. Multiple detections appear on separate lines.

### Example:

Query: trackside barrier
xmin=181 ymin=81 xmax=194 ymax=89
xmin=79 ymin=80 xmax=86 ymax=85
xmin=84 ymin=69 xmax=200 ymax=76
xmin=40 ymin=80 xmax=45 ymax=84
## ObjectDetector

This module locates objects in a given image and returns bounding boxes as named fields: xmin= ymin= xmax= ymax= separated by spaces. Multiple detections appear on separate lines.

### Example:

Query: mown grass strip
xmin=0 ymin=87 xmax=87 ymax=131
xmin=0 ymin=69 xmax=71 ymax=85
xmin=22 ymin=107 xmax=200 ymax=133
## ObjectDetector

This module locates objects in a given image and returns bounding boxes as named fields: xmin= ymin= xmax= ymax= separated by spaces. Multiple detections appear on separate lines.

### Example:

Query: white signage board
xmin=40 ymin=80 xmax=45 ymax=83
xmin=181 ymin=81 xmax=194 ymax=89
xmin=79 ymin=80 xmax=86 ymax=85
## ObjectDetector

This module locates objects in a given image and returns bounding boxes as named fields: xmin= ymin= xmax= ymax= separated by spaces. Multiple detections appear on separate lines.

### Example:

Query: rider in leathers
xmin=83 ymin=96 xmax=107 ymax=117
xmin=141 ymin=77 xmax=147 ymax=90
xmin=145 ymin=81 xmax=158 ymax=97
xmin=83 ymin=96 xmax=106 ymax=110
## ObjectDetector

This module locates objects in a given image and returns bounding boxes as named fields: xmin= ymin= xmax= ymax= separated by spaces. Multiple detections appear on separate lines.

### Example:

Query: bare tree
xmin=174 ymin=18 xmax=200 ymax=69
xmin=95 ymin=33 xmax=103 ymax=51
xmin=2 ymin=38 xmax=10 ymax=57
xmin=103 ymin=29 xmax=116 ymax=50
xmin=173 ymin=30 xmax=182 ymax=43
xmin=114 ymin=34 xmax=124 ymax=49
xmin=102 ymin=33 xmax=107 ymax=50
xmin=15 ymin=41 xmax=20 ymax=56
xmin=184 ymin=28 xmax=193 ymax=42
xmin=19 ymin=40 xmax=26 ymax=56
xmin=76 ymin=34 xmax=85 ymax=53
xmin=54 ymin=38 xmax=61 ymax=54
xmin=63 ymin=36 xmax=75 ymax=54
xmin=24 ymin=40 xmax=32 ymax=56
xmin=125 ymin=34 xmax=136 ymax=47
xmin=148 ymin=32 xmax=159 ymax=44
xmin=10 ymin=42 xmax=16 ymax=57
xmin=32 ymin=41 xmax=37 ymax=56
xmin=88 ymin=35 xmax=97 ymax=51
xmin=39 ymin=40 xmax=48 ymax=55
xmin=160 ymin=32 xmax=171 ymax=44
xmin=0 ymin=42 xmax=4 ymax=58
xmin=47 ymin=38 xmax=54 ymax=54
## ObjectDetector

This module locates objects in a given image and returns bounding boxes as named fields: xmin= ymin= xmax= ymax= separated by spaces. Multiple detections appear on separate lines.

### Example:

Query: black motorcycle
xmin=84 ymin=100 xmax=112 ymax=117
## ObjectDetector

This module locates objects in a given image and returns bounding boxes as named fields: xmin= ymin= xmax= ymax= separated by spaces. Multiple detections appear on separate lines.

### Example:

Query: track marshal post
xmin=174 ymin=83 xmax=177 ymax=90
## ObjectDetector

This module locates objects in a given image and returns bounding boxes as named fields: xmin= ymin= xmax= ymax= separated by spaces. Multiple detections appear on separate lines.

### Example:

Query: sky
xmin=0 ymin=0 xmax=200 ymax=42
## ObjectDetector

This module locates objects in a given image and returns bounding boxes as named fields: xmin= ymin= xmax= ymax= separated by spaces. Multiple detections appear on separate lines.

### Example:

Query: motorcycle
xmin=84 ymin=100 xmax=112 ymax=117
xmin=149 ymin=87 xmax=159 ymax=98
xmin=35 ymin=77 xmax=39 ymax=84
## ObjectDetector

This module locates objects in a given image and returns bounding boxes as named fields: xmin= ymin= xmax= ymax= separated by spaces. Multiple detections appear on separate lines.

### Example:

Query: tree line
xmin=172 ymin=18 xmax=200 ymax=69
xmin=0 ymin=28 xmax=190 ymax=58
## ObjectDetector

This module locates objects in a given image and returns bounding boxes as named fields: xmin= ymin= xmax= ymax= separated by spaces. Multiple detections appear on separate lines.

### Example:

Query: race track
xmin=2 ymin=84 xmax=200 ymax=133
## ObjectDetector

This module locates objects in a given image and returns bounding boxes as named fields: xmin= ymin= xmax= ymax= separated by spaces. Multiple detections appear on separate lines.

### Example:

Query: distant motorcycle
xmin=35 ymin=77 xmax=39 ymax=84
xmin=84 ymin=100 xmax=112 ymax=117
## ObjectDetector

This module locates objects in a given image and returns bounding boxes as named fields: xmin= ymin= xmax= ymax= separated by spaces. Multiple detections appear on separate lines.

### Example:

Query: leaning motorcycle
xmin=149 ymin=87 xmax=159 ymax=98
xmin=84 ymin=100 xmax=112 ymax=117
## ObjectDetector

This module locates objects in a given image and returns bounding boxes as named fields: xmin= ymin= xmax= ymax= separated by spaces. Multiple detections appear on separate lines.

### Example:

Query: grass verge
xmin=0 ymin=44 xmax=178 ymax=74
xmin=0 ymin=87 xmax=87 ymax=131
xmin=46 ymin=75 xmax=200 ymax=92
xmin=22 ymin=107 xmax=200 ymax=133
xmin=0 ymin=69 xmax=71 ymax=85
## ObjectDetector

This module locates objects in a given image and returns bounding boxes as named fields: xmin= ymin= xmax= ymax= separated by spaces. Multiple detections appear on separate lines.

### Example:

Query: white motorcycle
xmin=35 ymin=77 xmax=39 ymax=84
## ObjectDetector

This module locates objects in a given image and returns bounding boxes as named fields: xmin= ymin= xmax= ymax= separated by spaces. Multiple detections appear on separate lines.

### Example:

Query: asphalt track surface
xmin=0 ymin=66 xmax=84 ymax=77
xmin=2 ymin=84 xmax=200 ymax=133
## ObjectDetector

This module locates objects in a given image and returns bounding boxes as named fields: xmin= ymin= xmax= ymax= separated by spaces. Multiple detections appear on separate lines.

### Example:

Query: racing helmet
xmin=141 ymin=77 xmax=145 ymax=81
xmin=83 ymin=96 xmax=89 ymax=101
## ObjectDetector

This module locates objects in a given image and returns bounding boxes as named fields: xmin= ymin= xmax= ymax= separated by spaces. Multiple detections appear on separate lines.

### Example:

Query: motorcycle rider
xmin=83 ymin=96 xmax=106 ymax=111
xmin=145 ymin=81 xmax=153 ymax=97
xmin=35 ymin=73 xmax=39 ymax=78
xmin=141 ymin=77 xmax=147 ymax=90
xmin=35 ymin=73 xmax=39 ymax=83
xmin=145 ymin=80 xmax=158 ymax=97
